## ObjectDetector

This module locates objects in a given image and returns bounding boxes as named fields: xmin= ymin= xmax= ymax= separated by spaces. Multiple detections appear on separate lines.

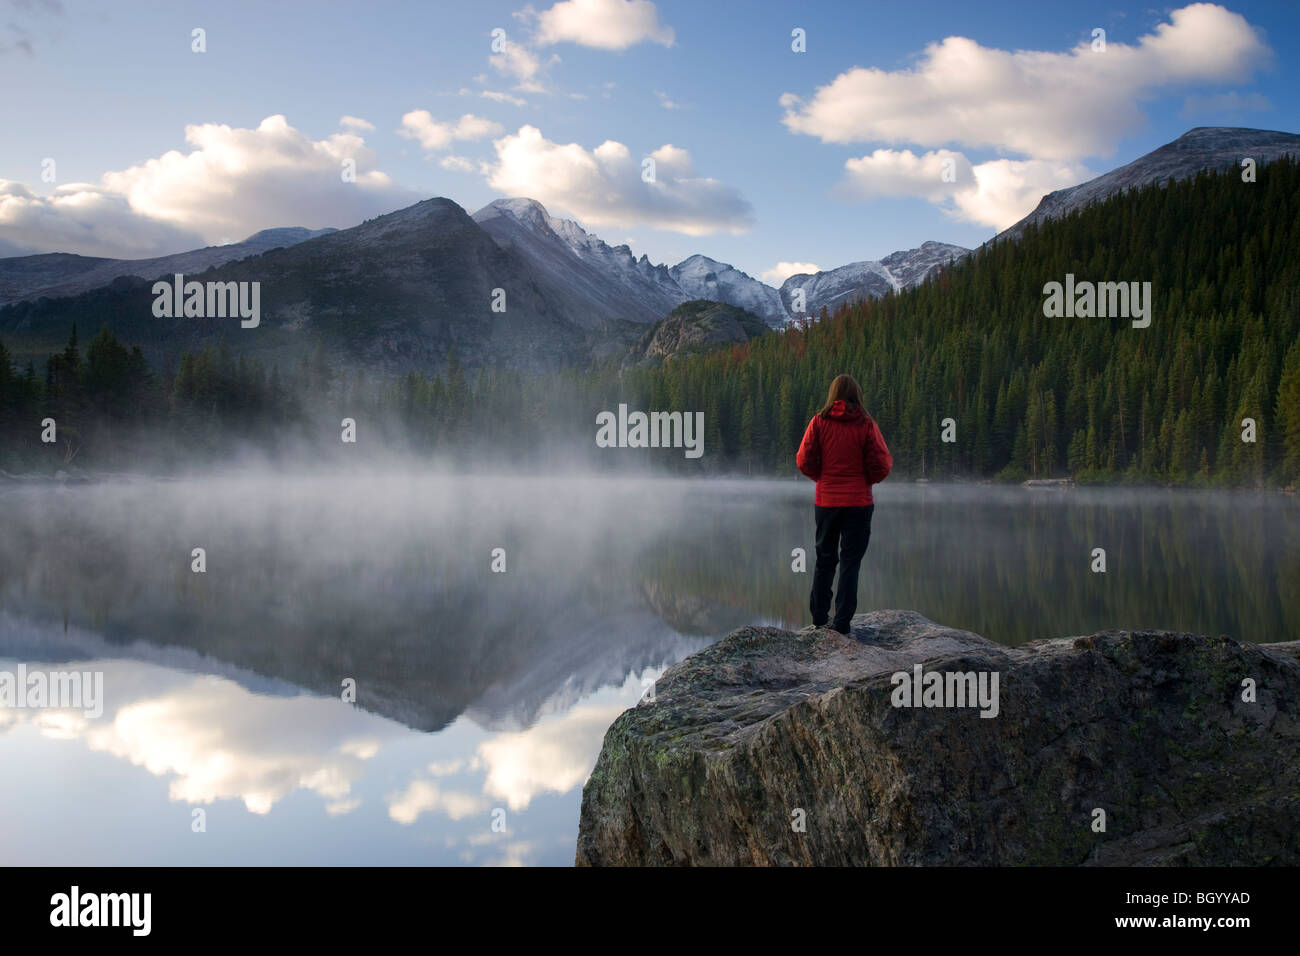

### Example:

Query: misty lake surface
xmin=1 ymin=475 xmax=1296 ymax=865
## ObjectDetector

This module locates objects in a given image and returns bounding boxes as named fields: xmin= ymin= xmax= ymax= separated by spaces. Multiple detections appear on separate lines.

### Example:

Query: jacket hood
xmin=827 ymin=400 xmax=865 ymax=422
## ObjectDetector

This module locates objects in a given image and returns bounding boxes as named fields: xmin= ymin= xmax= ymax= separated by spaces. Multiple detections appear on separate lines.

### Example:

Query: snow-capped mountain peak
xmin=778 ymin=241 xmax=970 ymax=320
xmin=668 ymin=255 xmax=788 ymax=327
xmin=471 ymin=198 xmax=683 ymax=324
xmin=475 ymin=196 xmax=552 ymax=229
xmin=469 ymin=196 xmax=972 ymax=328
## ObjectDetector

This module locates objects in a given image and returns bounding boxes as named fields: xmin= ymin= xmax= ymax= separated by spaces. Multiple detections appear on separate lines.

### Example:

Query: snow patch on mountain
xmin=473 ymin=197 xmax=966 ymax=328
xmin=472 ymin=198 xmax=682 ymax=324
xmin=778 ymin=241 xmax=969 ymax=319
xmin=669 ymin=255 xmax=787 ymax=326
xmin=880 ymin=241 xmax=970 ymax=289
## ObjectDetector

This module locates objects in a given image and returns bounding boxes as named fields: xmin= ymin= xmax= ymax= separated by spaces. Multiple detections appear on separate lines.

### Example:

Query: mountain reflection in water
xmin=1 ymin=475 xmax=1295 ymax=864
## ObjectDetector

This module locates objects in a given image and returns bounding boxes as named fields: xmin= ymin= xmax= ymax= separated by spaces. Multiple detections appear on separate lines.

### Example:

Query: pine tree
xmin=1276 ymin=339 xmax=1300 ymax=484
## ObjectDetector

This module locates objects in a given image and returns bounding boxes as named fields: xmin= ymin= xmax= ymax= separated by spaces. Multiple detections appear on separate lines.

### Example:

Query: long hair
xmin=817 ymin=374 xmax=865 ymax=419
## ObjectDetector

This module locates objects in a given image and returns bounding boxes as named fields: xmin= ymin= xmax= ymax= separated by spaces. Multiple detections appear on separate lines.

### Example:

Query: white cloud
xmin=481 ymin=90 xmax=528 ymax=106
xmin=490 ymin=36 xmax=557 ymax=93
xmin=102 ymin=116 xmax=404 ymax=235
xmin=2 ymin=114 xmax=415 ymax=257
xmin=439 ymin=155 xmax=478 ymax=173
xmin=387 ymin=779 xmax=487 ymax=824
xmin=655 ymin=90 xmax=684 ymax=110
xmin=486 ymin=841 xmax=538 ymax=867
xmin=428 ymin=757 xmax=475 ymax=776
xmin=0 ymin=179 xmax=206 ymax=258
xmin=838 ymin=148 xmax=973 ymax=203
xmin=953 ymin=158 xmax=1094 ymax=228
xmin=398 ymin=111 xmax=504 ymax=151
xmin=783 ymin=5 xmax=1268 ymax=228
xmin=837 ymin=148 xmax=1093 ymax=229
xmin=530 ymin=0 xmax=674 ymax=50
xmin=761 ymin=261 xmax=823 ymax=284
xmin=476 ymin=702 xmax=624 ymax=811
xmin=0 ymin=664 xmax=397 ymax=817
xmin=781 ymin=4 xmax=1270 ymax=162
xmin=485 ymin=125 xmax=753 ymax=235
xmin=339 ymin=115 xmax=375 ymax=132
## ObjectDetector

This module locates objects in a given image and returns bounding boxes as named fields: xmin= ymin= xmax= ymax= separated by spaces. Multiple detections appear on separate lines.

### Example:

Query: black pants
xmin=810 ymin=504 xmax=874 ymax=633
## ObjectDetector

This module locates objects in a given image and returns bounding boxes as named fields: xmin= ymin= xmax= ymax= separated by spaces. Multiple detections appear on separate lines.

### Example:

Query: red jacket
xmin=795 ymin=401 xmax=893 ymax=506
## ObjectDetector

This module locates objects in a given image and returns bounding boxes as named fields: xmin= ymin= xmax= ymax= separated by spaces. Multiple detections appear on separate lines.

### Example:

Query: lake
xmin=1 ymin=475 xmax=1295 ymax=865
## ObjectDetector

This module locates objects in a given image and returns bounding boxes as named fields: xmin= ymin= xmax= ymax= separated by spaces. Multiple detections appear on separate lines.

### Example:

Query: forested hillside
xmin=624 ymin=157 xmax=1300 ymax=484
xmin=2 ymin=159 xmax=1298 ymax=484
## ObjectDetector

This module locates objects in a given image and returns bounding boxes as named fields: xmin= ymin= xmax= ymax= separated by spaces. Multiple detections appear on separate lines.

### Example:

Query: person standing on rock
xmin=795 ymin=374 xmax=893 ymax=636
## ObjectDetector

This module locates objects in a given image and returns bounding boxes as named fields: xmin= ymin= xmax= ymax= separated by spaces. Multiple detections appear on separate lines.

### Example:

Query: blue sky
xmin=1 ymin=0 xmax=1296 ymax=282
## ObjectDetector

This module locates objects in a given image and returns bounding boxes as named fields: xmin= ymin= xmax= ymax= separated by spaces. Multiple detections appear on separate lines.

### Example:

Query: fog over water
xmin=1 ymin=473 xmax=1295 ymax=863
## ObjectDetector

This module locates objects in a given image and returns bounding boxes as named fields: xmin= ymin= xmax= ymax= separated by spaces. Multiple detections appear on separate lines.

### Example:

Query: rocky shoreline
xmin=576 ymin=610 xmax=1300 ymax=866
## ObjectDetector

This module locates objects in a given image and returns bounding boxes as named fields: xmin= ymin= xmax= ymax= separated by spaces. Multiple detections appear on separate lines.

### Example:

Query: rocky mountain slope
xmin=0 ymin=198 xmax=635 ymax=374
xmin=778 ymin=241 xmax=969 ymax=319
xmin=471 ymin=197 xmax=682 ymax=325
xmin=669 ymin=255 xmax=787 ymax=326
xmin=472 ymin=198 xmax=963 ymax=327
xmin=576 ymin=609 xmax=1300 ymax=866
xmin=997 ymin=126 xmax=1300 ymax=241
xmin=624 ymin=299 xmax=770 ymax=367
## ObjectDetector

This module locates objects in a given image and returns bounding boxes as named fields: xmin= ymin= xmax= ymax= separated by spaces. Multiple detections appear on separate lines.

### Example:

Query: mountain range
xmin=777 ymin=241 xmax=970 ymax=320
xmin=474 ymin=197 xmax=965 ymax=327
xmin=0 ymin=227 xmax=336 ymax=308
xmin=0 ymin=194 xmax=961 ymax=329
xmin=1 ymin=126 xmax=1296 ymax=374
xmin=1 ymin=198 xmax=627 ymax=373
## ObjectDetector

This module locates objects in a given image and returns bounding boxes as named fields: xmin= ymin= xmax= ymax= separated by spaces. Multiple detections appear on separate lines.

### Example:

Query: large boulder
xmin=576 ymin=610 xmax=1300 ymax=866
